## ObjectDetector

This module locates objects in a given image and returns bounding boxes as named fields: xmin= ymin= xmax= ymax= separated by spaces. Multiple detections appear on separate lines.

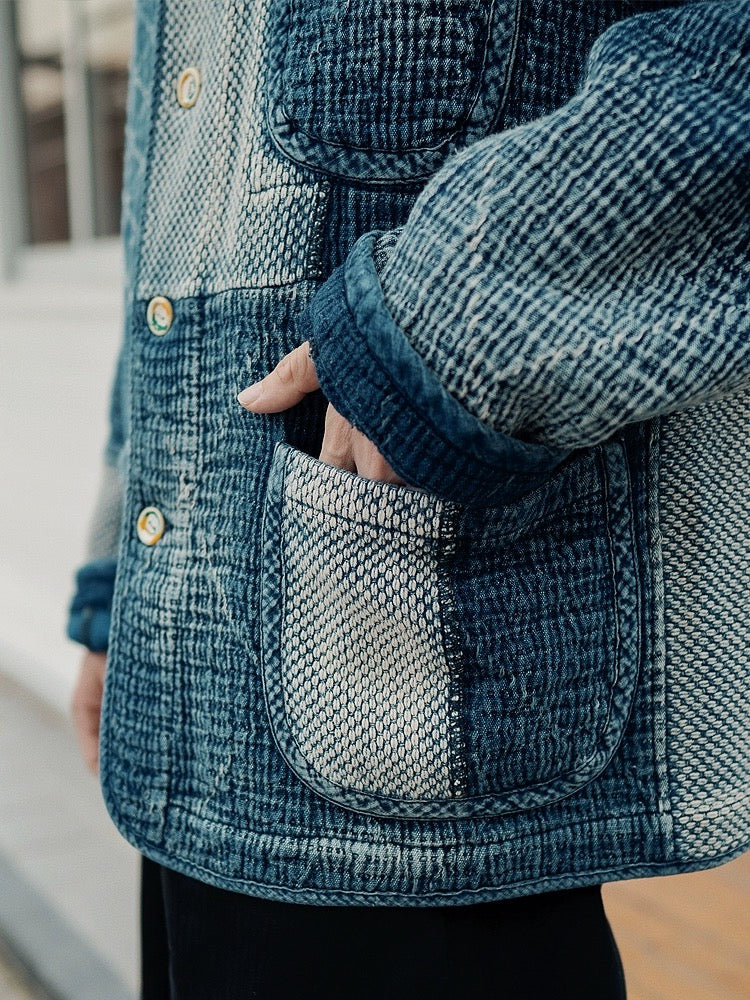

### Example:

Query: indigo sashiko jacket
xmin=68 ymin=0 xmax=750 ymax=904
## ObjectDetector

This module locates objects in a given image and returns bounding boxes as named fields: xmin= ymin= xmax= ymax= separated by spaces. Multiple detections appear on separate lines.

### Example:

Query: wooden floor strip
xmin=603 ymin=853 xmax=750 ymax=1000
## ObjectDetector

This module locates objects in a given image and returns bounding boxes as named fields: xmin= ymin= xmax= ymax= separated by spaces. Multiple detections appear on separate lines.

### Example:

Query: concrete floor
xmin=0 ymin=671 xmax=138 ymax=1000
xmin=0 ymin=240 xmax=136 ymax=1000
xmin=0 ymin=937 xmax=49 ymax=1000
xmin=0 ymin=238 xmax=122 ymax=714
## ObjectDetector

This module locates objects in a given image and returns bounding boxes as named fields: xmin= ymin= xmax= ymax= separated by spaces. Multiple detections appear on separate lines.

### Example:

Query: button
xmin=146 ymin=296 xmax=173 ymax=336
xmin=176 ymin=67 xmax=201 ymax=108
xmin=136 ymin=507 xmax=166 ymax=546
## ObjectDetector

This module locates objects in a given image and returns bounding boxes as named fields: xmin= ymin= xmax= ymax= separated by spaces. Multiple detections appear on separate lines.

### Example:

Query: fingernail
xmin=238 ymin=385 xmax=263 ymax=408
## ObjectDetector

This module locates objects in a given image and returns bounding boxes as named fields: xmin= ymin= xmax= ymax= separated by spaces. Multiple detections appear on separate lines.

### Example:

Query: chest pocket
xmin=266 ymin=0 xmax=512 ymax=182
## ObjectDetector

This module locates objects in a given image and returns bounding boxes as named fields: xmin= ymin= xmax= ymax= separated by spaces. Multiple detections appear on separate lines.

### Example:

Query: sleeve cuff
xmin=301 ymin=232 xmax=568 ymax=506
xmin=67 ymin=559 xmax=117 ymax=652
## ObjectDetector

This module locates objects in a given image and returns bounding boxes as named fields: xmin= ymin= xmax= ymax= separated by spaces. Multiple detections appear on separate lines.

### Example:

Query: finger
xmin=71 ymin=652 xmax=106 ymax=775
xmin=318 ymin=404 xmax=357 ymax=472
xmin=237 ymin=342 xmax=319 ymax=413
xmin=72 ymin=693 xmax=101 ymax=774
xmin=79 ymin=704 xmax=100 ymax=774
xmin=352 ymin=430 xmax=406 ymax=484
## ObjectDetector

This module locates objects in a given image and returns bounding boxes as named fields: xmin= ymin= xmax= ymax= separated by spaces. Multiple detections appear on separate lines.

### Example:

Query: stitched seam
xmin=277 ymin=0 xmax=495 ymax=155
xmin=438 ymin=505 xmax=469 ymax=799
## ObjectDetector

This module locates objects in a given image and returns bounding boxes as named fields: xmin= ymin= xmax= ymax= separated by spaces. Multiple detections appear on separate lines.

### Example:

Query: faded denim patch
xmin=260 ymin=438 xmax=642 ymax=819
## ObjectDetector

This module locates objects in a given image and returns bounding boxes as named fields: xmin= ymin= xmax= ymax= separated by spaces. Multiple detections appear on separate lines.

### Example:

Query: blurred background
xmin=0 ymin=2 xmax=747 ymax=999
xmin=0 ymin=2 xmax=138 ymax=998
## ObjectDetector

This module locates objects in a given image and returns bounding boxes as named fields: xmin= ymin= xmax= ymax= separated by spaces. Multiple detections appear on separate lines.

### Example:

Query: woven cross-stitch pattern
xmin=260 ymin=437 xmax=646 ymax=821
xmin=277 ymin=448 xmax=454 ymax=800
xmin=498 ymin=0 xmax=678 ymax=132
xmin=135 ymin=0 xmax=326 ymax=300
xmin=452 ymin=443 xmax=630 ymax=801
xmin=660 ymin=392 xmax=750 ymax=859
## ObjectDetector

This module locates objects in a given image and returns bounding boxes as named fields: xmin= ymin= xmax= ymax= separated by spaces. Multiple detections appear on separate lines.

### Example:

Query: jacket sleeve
xmin=300 ymin=0 xmax=750 ymax=506
xmin=67 ymin=346 xmax=128 ymax=652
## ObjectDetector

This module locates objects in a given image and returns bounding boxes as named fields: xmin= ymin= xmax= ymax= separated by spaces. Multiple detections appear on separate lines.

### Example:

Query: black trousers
xmin=141 ymin=857 xmax=626 ymax=999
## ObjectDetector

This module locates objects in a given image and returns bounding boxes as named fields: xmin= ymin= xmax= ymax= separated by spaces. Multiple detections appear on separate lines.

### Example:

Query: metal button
xmin=136 ymin=507 xmax=166 ymax=546
xmin=146 ymin=296 xmax=173 ymax=336
xmin=176 ymin=67 xmax=201 ymax=109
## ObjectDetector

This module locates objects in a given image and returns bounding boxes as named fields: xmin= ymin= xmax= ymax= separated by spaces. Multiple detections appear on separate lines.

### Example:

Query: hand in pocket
xmin=237 ymin=341 xmax=405 ymax=485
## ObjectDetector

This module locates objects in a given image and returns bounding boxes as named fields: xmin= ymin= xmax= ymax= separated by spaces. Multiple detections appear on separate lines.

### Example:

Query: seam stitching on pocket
xmin=278 ymin=0 xmax=496 ymax=156
xmin=437 ymin=503 xmax=469 ymax=800
xmin=284 ymin=493 xmax=442 ymax=538
xmin=261 ymin=441 xmax=642 ymax=820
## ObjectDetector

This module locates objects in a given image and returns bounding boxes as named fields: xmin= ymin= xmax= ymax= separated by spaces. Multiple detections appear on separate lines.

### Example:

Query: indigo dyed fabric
xmin=69 ymin=0 xmax=750 ymax=903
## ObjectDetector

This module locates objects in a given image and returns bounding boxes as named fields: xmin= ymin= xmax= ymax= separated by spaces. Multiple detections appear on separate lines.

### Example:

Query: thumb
xmin=238 ymin=341 xmax=319 ymax=413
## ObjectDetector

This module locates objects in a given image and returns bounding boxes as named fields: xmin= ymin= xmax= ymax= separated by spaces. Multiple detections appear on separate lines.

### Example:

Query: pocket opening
xmin=259 ymin=441 xmax=642 ymax=819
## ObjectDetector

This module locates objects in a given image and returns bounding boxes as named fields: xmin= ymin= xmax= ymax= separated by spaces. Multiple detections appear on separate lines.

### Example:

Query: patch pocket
xmin=266 ymin=0 xmax=500 ymax=182
xmin=259 ymin=440 xmax=641 ymax=819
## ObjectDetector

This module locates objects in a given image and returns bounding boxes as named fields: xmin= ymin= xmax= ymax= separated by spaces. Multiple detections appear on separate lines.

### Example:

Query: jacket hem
xmin=103 ymin=799 xmax=750 ymax=905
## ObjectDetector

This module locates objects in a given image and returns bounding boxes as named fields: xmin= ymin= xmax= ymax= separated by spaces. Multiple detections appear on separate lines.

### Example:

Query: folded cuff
xmin=301 ymin=232 xmax=568 ymax=506
xmin=67 ymin=559 xmax=117 ymax=652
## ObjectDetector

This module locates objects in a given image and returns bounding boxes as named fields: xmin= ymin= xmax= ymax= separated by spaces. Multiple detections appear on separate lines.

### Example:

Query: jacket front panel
xmin=105 ymin=290 xmax=673 ymax=900
xmin=93 ymin=0 xmax=750 ymax=902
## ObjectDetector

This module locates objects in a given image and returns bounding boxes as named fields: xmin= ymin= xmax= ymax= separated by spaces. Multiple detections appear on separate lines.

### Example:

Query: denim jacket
xmin=68 ymin=0 xmax=750 ymax=903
